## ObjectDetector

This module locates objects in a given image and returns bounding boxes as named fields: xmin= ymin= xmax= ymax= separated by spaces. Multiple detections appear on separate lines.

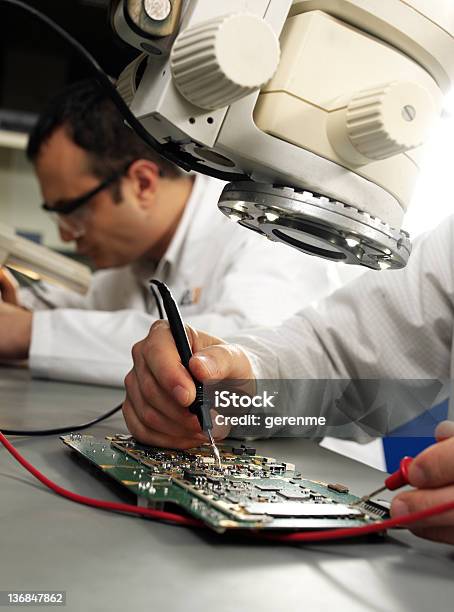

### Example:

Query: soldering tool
xmin=150 ymin=280 xmax=222 ymax=468
xmin=353 ymin=456 xmax=413 ymax=506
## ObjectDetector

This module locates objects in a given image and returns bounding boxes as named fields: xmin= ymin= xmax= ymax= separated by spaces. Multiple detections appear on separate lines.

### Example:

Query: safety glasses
xmin=41 ymin=164 xmax=131 ymax=236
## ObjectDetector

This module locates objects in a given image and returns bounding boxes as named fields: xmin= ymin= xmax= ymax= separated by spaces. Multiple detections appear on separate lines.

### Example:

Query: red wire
xmin=262 ymin=499 xmax=454 ymax=542
xmin=0 ymin=432 xmax=201 ymax=528
xmin=1 ymin=431 xmax=453 ymax=542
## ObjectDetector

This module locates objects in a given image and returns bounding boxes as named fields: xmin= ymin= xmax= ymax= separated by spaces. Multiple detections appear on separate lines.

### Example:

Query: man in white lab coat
xmin=121 ymin=216 xmax=454 ymax=544
xmin=0 ymin=79 xmax=338 ymax=386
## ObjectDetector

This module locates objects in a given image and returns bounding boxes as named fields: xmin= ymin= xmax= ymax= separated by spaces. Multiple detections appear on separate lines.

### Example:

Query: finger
xmin=139 ymin=321 xmax=199 ymax=407
xmin=126 ymin=372 xmax=200 ymax=438
xmin=406 ymin=436 xmax=454 ymax=488
xmin=122 ymin=397 xmax=205 ymax=449
xmin=0 ymin=269 xmax=19 ymax=306
xmin=409 ymin=526 xmax=454 ymax=545
xmin=391 ymin=484 xmax=454 ymax=528
xmin=435 ymin=420 xmax=454 ymax=442
xmin=210 ymin=409 xmax=232 ymax=441
xmin=190 ymin=343 xmax=254 ymax=383
xmin=129 ymin=344 xmax=201 ymax=430
xmin=124 ymin=368 xmax=201 ymax=437
xmin=140 ymin=322 xmax=227 ymax=406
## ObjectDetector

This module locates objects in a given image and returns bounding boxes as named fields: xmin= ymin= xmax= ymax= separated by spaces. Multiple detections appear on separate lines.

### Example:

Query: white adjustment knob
xmin=170 ymin=13 xmax=280 ymax=110
xmin=345 ymin=81 xmax=436 ymax=160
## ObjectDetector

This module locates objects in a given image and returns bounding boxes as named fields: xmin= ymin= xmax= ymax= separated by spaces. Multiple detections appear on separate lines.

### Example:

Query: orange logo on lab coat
xmin=180 ymin=287 xmax=202 ymax=306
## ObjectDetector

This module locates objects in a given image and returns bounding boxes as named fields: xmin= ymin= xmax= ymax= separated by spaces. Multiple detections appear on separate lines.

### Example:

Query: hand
xmin=0 ymin=302 xmax=32 ymax=359
xmin=391 ymin=420 xmax=454 ymax=544
xmin=0 ymin=268 xmax=20 ymax=306
xmin=123 ymin=320 xmax=255 ymax=449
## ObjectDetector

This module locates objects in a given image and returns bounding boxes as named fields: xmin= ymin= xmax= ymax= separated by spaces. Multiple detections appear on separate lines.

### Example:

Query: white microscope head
xmin=111 ymin=0 xmax=454 ymax=269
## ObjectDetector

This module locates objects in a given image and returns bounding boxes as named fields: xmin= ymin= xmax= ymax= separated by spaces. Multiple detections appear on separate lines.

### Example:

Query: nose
xmin=59 ymin=226 xmax=75 ymax=242
xmin=57 ymin=217 xmax=85 ymax=241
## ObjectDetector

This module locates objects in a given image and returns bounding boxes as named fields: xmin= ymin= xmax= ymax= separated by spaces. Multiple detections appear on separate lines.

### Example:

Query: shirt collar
xmin=161 ymin=172 xmax=200 ymax=269
xmin=131 ymin=173 xmax=206 ymax=285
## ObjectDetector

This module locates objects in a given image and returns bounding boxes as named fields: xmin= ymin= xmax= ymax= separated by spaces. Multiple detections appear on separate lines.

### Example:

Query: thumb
xmin=435 ymin=420 xmax=454 ymax=442
xmin=0 ymin=268 xmax=19 ymax=306
xmin=189 ymin=343 xmax=254 ymax=383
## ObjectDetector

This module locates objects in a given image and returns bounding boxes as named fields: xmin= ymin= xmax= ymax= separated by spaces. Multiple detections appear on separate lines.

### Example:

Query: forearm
xmin=29 ymin=309 xmax=157 ymax=387
xmin=227 ymin=219 xmax=454 ymax=438
xmin=228 ymin=324 xmax=447 ymax=441
xmin=19 ymin=282 xmax=90 ymax=311
xmin=0 ymin=306 xmax=32 ymax=360
xmin=233 ymin=218 xmax=454 ymax=382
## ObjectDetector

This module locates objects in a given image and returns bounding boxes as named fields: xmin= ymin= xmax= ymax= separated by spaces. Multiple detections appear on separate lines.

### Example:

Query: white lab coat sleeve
xmin=184 ymin=232 xmax=339 ymax=337
xmin=29 ymin=309 xmax=156 ymax=387
xmin=226 ymin=216 xmax=454 ymax=438
xmin=19 ymin=283 xmax=88 ymax=311
xmin=19 ymin=268 xmax=137 ymax=312
xmin=27 ymin=235 xmax=337 ymax=387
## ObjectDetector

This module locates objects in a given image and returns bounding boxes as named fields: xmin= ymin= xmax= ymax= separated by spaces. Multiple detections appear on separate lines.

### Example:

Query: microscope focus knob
xmin=345 ymin=81 xmax=436 ymax=160
xmin=170 ymin=13 xmax=280 ymax=110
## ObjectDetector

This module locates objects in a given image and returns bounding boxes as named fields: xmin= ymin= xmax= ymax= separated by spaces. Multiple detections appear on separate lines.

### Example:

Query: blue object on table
xmin=383 ymin=400 xmax=449 ymax=473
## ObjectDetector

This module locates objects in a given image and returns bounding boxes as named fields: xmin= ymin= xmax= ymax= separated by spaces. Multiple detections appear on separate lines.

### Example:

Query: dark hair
xmin=26 ymin=78 xmax=182 ymax=196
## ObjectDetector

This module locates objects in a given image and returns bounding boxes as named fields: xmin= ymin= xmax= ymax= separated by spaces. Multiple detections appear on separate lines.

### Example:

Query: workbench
xmin=0 ymin=367 xmax=453 ymax=612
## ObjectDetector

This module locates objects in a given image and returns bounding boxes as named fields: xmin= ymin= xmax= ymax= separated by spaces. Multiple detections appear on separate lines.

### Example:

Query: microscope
xmin=110 ymin=0 xmax=454 ymax=270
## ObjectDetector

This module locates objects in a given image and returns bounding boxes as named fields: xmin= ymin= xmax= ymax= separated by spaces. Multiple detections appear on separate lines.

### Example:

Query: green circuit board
xmin=62 ymin=434 xmax=389 ymax=533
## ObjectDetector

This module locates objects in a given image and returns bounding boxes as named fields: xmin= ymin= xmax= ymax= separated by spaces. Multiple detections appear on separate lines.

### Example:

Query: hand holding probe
xmin=353 ymin=456 xmax=413 ymax=506
xmin=150 ymin=280 xmax=222 ymax=468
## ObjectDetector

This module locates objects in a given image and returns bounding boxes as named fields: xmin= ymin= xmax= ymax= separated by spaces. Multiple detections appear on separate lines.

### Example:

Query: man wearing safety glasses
xmin=0 ymin=79 xmax=340 ymax=387
xmin=40 ymin=162 xmax=133 ymax=242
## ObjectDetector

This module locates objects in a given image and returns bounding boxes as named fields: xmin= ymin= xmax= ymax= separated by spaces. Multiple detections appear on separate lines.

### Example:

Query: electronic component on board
xmin=61 ymin=434 xmax=390 ymax=533
xmin=328 ymin=483 xmax=350 ymax=494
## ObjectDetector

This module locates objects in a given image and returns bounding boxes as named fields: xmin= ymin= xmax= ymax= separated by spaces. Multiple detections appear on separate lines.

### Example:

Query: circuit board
xmin=62 ymin=434 xmax=389 ymax=533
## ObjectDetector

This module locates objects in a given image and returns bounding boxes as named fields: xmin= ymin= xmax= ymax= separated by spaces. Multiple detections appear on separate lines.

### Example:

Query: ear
xmin=126 ymin=159 xmax=160 ymax=209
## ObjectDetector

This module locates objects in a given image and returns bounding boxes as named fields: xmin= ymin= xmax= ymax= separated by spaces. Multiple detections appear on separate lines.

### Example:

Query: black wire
xmin=0 ymin=0 xmax=248 ymax=183
xmin=149 ymin=282 xmax=164 ymax=319
xmin=0 ymin=403 xmax=123 ymax=436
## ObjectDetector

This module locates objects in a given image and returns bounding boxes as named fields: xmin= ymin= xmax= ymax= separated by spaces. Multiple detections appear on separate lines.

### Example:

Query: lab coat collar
xmin=161 ymin=172 xmax=200 ymax=269
xmin=131 ymin=173 xmax=220 ymax=286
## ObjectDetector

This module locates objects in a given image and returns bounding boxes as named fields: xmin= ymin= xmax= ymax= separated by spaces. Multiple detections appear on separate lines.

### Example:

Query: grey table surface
xmin=0 ymin=367 xmax=453 ymax=612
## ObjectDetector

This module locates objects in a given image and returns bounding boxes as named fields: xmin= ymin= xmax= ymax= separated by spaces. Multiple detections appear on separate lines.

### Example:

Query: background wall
xmin=0 ymin=0 xmax=136 ymax=252
xmin=403 ymin=90 xmax=454 ymax=238
xmin=0 ymin=145 xmax=64 ymax=248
